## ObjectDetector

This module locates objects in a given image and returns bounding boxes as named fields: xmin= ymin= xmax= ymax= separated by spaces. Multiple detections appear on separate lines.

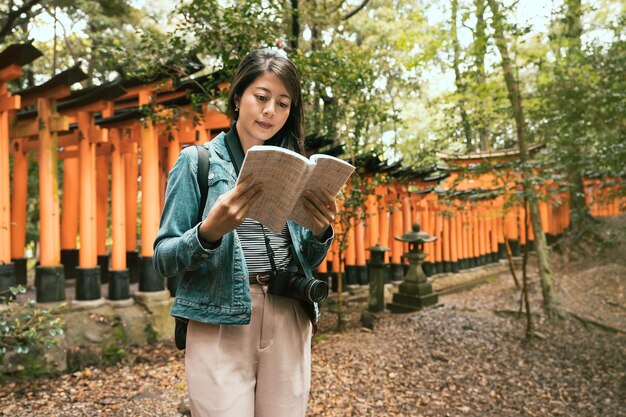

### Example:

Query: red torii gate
xmin=1 ymin=42 xmax=230 ymax=304
xmin=0 ymin=43 xmax=43 ymax=292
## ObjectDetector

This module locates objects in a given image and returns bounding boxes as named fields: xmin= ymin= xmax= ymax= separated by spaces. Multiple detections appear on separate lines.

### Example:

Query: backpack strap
xmin=174 ymin=145 xmax=210 ymax=351
xmin=195 ymin=145 xmax=210 ymax=222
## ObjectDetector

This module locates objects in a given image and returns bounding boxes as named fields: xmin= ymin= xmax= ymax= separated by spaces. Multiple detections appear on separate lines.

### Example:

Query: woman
xmin=153 ymin=48 xmax=337 ymax=417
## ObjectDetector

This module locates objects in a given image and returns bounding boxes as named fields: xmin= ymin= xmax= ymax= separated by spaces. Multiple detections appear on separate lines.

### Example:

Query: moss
xmin=0 ymin=349 xmax=55 ymax=383
xmin=101 ymin=318 xmax=128 ymax=366
xmin=101 ymin=344 xmax=126 ymax=366
xmin=145 ymin=323 xmax=158 ymax=344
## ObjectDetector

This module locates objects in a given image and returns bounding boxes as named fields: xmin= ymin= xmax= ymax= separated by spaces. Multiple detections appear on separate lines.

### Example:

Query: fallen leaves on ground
xmin=1 ymin=264 xmax=625 ymax=417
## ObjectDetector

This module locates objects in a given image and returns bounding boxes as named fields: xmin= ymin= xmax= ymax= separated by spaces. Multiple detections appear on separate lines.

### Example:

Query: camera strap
xmin=260 ymin=225 xmax=279 ymax=275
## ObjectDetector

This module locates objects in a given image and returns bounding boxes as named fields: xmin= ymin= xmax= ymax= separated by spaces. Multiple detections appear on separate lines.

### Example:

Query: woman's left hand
xmin=302 ymin=188 xmax=337 ymax=239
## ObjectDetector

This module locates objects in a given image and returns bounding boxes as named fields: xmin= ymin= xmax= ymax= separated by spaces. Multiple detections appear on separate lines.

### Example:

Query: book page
xmin=237 ymin=146 xmax=311 ymax=234
xmin=288 ymin=154 xmax=355 ymax=231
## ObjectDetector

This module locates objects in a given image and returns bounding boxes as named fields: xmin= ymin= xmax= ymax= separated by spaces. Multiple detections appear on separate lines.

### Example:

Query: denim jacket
xmin=153 ymin=131 xmax=333 ymax=325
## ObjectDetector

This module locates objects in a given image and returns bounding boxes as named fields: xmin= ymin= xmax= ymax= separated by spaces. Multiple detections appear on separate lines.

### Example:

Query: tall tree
xmin=450 ymin=0 xmax=473 ymax=150
xmin=472 ymin=0 xmax=490 ymax=151
xmin=562 ymin=0 xmax=592 ymax=230
xmin=487 ymin=0 xmax=555 ymax=314
xmin=533 ymin=0 xmax=625 ymax=242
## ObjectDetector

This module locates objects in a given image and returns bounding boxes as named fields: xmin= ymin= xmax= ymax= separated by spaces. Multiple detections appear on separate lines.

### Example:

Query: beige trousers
xmin=185 ymin=284 xmax=313 ymax=417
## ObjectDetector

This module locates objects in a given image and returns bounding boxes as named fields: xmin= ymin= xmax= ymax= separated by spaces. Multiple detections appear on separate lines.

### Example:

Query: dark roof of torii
xmin=16 ymin=79 xmax=127 ymax=119
xmin=95 ymin=107 xmax=143 ymax=127
xmin=58 ymin=80 xmax=127 ymax=111
xmin=438 ymin=143 xmax=545 ymax=161
xmin=0 ymin=42 xmax=43 ymax=70
xmin=16 ymin=64 xmax=87 ymax=102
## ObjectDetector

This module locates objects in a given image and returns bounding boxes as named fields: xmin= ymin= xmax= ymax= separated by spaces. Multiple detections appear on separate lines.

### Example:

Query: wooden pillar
xmin=34 ymin=98 xmax=65 ymax=302
xmin=75 ymin=110 xmax=101 ymax=301
xmin=167 ymin=130 xmax=181 ymax=172
xmin=366 ymin=193 xmax=379 ymax=259
xmin=96 ymin=148 xmax=109 ymax=283
xmin=461 ymin=209 xmax=469 ymax=269
xmin=124 ymin=138 xmax=139 ymax=283
xmin=391 ymin=200 xmax=404 ymax=281
xmin=77 ymin=111 xmax=97 ymax=269
xmin=434 ymin=204 xmax=443 ymax=273
xmin=465 ymin=210 xmax=474 ymax=267
xmin=427 ymin=202 xmax=438 ymax=271
xmin=60 ymin=150 xmax=80 ymax=279
xmin=0 ymin=73 xmax=26 ymax=295
xmin=344 ymin=221 xmax=356 ymax=286
xmin=477 ymin=206 xmax=486 ymax=265
xmin=402 ymin=194 xmax=412 ymax=259
xmin=451 ymin=209 xmax=461 ymax=272
xmin=331 ymin=241 xmax=340 ymax=291
xmin=471 ymin=206 xmax=479 ymax=265
xmin=442 ymin=215 xmax=452 ymax=272
xmin=354 ymin=218 xmax=367 ymax=285
xmin=410 ymin=194 xmax=420 ymax=226
xmin=519 ymin=205 xmax=528 ymax=250
xmin=37 ymin=98 xmax=61 ymax=266
xmin=495 ymin=197 xmax=506 ymax=259
xmin=110 ymin=128 xmax=126 ymax=271
xmin=0 ymin=108 xmax=10 ymax=265
xmin=378 ymin=196 xmax=390 ymax=263
xmin=490 ymin=205 xmax=498 ymax=262
xmin=138 ymin=90 xmax=162 ymax=292
xmin=1 ymin=82 xmax=21 ymax=291
xmin=10 ymin=139 xmax=28 ymax=284
xmin=419 ymin=201 xmax=432 ymax=275
xmin=504 ymin=206 xmax=520 ymax=256
xmin=61 ymin=154 xmax=79 ymax=250
xmin=108 ymin=127 xmax=130 ymax=300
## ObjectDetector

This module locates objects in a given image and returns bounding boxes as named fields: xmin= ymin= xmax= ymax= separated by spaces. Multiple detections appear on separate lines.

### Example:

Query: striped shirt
xmin=236 ymin=218 xmax=292 ymax=276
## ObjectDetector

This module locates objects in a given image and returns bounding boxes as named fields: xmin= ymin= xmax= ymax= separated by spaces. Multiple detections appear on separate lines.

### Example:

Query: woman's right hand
xmin=198 ymin=174 xmax=262 ymax=243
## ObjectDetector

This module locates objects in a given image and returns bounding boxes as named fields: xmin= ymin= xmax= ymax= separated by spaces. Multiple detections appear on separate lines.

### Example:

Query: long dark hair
xmin=227 ymin=48 xmax=304 ymax=153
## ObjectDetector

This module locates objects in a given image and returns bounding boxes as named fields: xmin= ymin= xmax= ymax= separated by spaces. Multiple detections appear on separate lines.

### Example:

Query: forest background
xmin=1 ymin=0 xmax=624 ymax=252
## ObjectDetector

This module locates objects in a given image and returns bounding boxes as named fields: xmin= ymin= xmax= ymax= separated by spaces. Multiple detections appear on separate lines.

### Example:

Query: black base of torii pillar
xmin=35 ymin=265 xmax=66 ymax=303
xmin=0 ymin=263 xmax=16 ymax=295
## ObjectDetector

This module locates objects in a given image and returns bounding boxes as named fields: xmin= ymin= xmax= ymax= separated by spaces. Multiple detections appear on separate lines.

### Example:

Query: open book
xmin=237 ymin=146 xmax=355 ymax=234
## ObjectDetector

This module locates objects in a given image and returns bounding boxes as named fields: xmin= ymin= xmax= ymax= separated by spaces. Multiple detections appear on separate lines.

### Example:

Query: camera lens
xmin=306 ymin=280 xmax=328 ymax=303
xmin=289 ymin=275 xmax=329 ymax=303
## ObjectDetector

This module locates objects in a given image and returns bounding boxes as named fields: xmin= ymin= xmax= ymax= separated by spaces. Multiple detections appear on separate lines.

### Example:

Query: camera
xmin=268 ymin=269 xmax=329 ymax=303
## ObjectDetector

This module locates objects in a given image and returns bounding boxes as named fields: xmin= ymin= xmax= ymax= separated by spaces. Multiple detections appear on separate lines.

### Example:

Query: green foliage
xmin=101 ymin=318 xmax=127 ymax=366
xmin=144 ymin=323 xmax=158 ymax=345
xmin=133 ymin=0 xmax=280 ymax=87
xmin=0 ymin=286 xmax=65 ymax=360
xmin=534 ymin=38 xmax=626 ymax=179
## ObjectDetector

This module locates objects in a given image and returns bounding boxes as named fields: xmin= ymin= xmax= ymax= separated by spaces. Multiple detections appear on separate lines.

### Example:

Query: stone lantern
xmin=387 ymin=223 xmax=439 ymax=313
xmin=367 ymin=243 xmax=390 ymax=313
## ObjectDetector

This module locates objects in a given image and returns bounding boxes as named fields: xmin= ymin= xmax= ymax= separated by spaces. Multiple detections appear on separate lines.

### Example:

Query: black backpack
xmin=174 ymin=144 xmax=210 ymax=350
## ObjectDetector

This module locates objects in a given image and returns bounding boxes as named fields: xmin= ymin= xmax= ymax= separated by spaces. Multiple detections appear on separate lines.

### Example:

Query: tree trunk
xmin=488 ymin=0 xmax=555 ymax=313
xmin=52 ymin=3 xmax=57 ymax=76
xmin=451 ymin=0 xmax=473 ymax=150
xmin=565 ymin=0 xmax=582 ymax=54
xmin=290 ymin=0 xmax=299 ymax=50
xmin=474 ymin=0 xmax=490 ymax=151
xmin=568 ymin=169 xmax=593 ymax=229
xmin=563 ymin=0 xmax=593 ymax=229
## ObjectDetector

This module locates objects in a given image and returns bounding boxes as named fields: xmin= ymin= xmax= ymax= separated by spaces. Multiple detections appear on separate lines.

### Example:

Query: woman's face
xmin=235 ymin=72 xmax=292 ymax=152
